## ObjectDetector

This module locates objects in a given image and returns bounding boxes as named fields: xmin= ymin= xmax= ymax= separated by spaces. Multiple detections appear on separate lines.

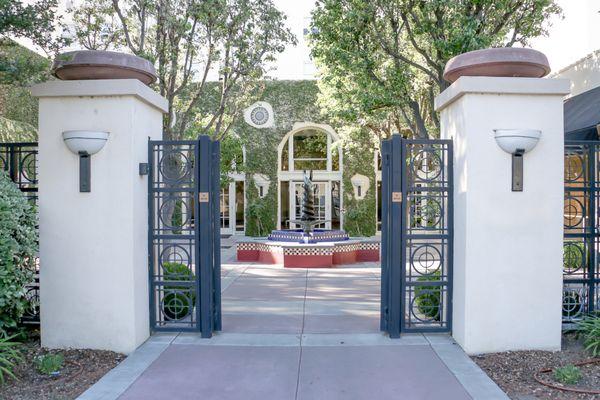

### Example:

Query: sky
xmin=14 ymin=0 xmax=600 ymax=78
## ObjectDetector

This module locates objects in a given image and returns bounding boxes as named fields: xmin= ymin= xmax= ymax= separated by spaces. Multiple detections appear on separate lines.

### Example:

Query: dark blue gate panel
xmin=148 ymin=138 xmax=221 ymax=336
xmin=563 ymin=141 xmax=600 ymax=322
xmin=149 ymin=140 xmax=199 ymax=332
xmin=401 ymin=139 xmax=453 ymax=333
xmin=381 ymin=136 xmax=453 ymax=336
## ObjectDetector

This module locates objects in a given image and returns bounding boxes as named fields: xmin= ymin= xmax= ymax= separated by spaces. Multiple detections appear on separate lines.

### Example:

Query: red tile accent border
xmin=236 ymin=240 xmax=380 ymax=268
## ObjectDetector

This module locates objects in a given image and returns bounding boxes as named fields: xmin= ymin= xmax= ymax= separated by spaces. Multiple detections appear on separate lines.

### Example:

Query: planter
xmin=52 ymin=50 xmax=157 ymax=85
xmin=443 ymin=48 xmax=550 ymax=83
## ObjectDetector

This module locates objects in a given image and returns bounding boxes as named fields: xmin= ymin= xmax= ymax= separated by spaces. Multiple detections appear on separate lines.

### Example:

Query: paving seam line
xmin=294 ymin=268 xmax=309 ymax=400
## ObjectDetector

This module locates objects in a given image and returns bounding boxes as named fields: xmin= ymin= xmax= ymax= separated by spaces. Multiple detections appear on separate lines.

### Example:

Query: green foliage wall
xmin=238 ymin=80 xmax=325 ymax=236
xmin=340 ymin=127 xmax=377 ymax=237
xmin=192 ymin=79 xmax=378 ymax=237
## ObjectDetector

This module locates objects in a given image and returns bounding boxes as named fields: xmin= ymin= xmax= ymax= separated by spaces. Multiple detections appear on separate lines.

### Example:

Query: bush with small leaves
xmin=0 ymin=172 xmax=37 ymax=336
xmin=553 ymin=364 xmax=582 ymax=385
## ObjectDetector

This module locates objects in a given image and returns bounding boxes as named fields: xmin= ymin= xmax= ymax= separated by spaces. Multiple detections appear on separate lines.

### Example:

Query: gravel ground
xmin=0 ymin=335 xmax=125 ymax=400
xmin=472 ymin=333 xmax=600 ymax=400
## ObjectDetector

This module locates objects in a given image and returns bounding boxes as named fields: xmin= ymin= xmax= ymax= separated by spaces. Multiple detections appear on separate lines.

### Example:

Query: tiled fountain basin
xmin=237 ymin=240 xmax=380 ymax=268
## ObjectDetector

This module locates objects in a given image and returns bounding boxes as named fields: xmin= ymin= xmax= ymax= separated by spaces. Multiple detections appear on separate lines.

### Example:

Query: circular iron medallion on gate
xmin=564 ymin=196 xmax=585 ymax=229
xmin=564 ymin=153 xmax=584 ymax=183
xmin=411 ymin=148 xmax=442 ymax=182
xmin=563 ymin=242 xmax=585 ymax=275
xmin=20 ymin=152 xmax=38 ymax=184
xmin=159 ymin=150 xmax=192 ymax=182
xmin=410 ymin=244 xmax=442 ymax=276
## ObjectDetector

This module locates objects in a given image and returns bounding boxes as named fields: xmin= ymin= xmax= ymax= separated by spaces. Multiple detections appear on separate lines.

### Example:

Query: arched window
xmin=277 ymin=124 xmax=343 ymax=230
xmin=279 ymin=127 xmax=341 ymax=172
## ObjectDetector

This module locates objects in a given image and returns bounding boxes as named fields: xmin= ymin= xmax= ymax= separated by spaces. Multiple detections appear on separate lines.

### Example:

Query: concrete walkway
xmin=78 ymin=245 xmax=508 ymax=400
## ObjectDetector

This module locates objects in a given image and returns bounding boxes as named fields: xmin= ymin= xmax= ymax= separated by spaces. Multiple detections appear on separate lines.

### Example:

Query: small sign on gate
xmin=392 ymin=192 xmax=402 ymax=202
xmin=198 ymin=192 xmax=210 ymax=202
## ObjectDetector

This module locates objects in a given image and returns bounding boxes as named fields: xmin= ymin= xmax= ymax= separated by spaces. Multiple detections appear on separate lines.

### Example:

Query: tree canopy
xmin=0 ymin=0 xmax=68 ymax=55
xmin=70 ymin=0 xmax=296 ymax=140
xmin=310 ymin=0 xmax=562 ymax=139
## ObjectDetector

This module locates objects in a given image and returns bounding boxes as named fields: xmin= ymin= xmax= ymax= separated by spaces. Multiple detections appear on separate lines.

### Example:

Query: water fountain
xmin=237 ymin=171 xmax=379 ymax=268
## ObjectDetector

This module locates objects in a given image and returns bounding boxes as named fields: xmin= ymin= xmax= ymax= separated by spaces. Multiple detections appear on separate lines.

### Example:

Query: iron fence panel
xmin=563 ymin=141 xmax=600 ymax=322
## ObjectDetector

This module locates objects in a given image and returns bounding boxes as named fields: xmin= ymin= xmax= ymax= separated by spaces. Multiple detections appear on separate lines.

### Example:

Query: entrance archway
xmin=277 ymin=123 xmax=343 ymax=230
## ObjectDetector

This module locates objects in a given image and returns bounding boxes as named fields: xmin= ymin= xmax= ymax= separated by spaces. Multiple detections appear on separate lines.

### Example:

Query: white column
xmin=435 ymin=77 xmax=570 ymax=354
xmin=32 ymin=79 xmax=167 ymax=354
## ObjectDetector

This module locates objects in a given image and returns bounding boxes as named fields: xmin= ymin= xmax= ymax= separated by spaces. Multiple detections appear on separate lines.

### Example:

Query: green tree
xmin=0 ymin=0 xmax=68 ymax=55
xmin=0 ymin=0 xmax=64 ymax=140
xmin=70 ymin=0 xmax=296 ymax=140
xmin=310 ymin=0 xmax=562 ymax=139
xmin=0 ymin=39 xmax=50 ymax=140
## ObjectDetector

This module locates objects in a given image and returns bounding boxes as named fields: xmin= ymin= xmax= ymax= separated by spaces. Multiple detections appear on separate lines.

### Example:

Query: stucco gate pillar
xmin=31 ymin=79 xmax=167 ymax=354
xmin=435 ymin=76 xmax=570 ymax=354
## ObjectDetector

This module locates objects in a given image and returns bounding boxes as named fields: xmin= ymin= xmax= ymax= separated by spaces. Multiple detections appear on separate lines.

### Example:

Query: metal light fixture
xmin=62 ymin=130 xmax=109 ymax=192
xmin=493 ymin=129 xmax=541 ymax=192
xmin=350 ymin=173 xmax=370 ymax=200
xmin=253 ymin=174 xmax=270 ymax=198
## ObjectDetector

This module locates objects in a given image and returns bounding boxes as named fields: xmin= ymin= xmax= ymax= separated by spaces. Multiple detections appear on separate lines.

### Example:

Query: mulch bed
xmin=0 ymin=332 xmax=125 ymax=400
xmin=472 ymin=332 xmax=600 ymax=400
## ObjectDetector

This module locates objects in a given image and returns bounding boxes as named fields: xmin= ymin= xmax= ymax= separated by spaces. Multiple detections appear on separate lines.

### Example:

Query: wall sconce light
xmin=493 ymin=129 xmax=541 ymax=192
xmin=350 ymin=173 xmax=370 ymax=200
xmin=253 ymin=174 xmax=270 ymax=198
xmin=62 ymin=130 xmax=109 ymax=192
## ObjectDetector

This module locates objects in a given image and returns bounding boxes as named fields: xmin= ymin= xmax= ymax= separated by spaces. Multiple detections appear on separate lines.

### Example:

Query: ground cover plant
xmin=35 ymin=353 xmax=64 ymax=375
xmin=0 ymin=331 xmax=125 ymax=400
xmin=474 ymin=332 xmax=600 ymax=399
xmin=553 ymin=364 xmax=582 ymax=385
xmin=577 ymin=315 xmax=600 ymax=357
xmin=0 ymin=335 xmax=22 ymax=384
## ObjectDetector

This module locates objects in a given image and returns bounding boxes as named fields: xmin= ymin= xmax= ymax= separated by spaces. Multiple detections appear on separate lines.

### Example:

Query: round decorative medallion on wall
xmin=244 ymin=101 xmax=274 ymax=128
xmin=250 ymin=106 xmax=269 ymax=126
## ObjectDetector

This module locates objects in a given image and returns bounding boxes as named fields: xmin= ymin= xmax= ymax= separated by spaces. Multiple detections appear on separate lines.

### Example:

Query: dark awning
xmin=564 ymin=85 xmax=600 ymax=140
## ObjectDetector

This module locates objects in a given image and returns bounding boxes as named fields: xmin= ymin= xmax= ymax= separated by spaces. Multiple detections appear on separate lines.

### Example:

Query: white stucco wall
xmin=32 ymin=79 xmax=166 ymax=354
xmin=436 ymin=77 xmax=569 ymax=354
xmin=553 ymin=50 xmax=600 ymax=97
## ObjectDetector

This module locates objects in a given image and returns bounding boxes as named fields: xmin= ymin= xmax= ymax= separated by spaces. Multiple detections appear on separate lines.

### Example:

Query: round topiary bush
xmin=161 ymin=262 xmax=195 ymax=321
xmin=414 ymin=270 xmax=442 ymax=321
xmin=0 ymin=172 xmax=37 ymax=335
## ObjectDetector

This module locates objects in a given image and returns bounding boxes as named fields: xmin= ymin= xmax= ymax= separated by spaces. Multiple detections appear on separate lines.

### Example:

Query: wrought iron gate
xmin=148 ymin=135 xmax=221 ymax=336
xmin=381 ymin=135 xmax=453 ymax=337
xmin=563 ymin=141 xmax=600 ymax=322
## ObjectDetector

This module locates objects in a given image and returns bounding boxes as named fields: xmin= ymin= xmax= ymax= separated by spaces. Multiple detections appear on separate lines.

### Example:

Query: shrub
xmin=553 ymin=364 xmax=582 ymax=385
xmin=35 ymin=353 xmax=64 ymax=375
xmin=577 ymin=315 xmax=600 ymax=357
xmin=0 ymin=172 xmax=37 ymax=336
xmin=415 ymin=270 xmax=442 ymax=321
xmin=0 ymin=335 xmax=22 ymax=384
xmin=162 ymin=262 xmax=195 ymax=321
